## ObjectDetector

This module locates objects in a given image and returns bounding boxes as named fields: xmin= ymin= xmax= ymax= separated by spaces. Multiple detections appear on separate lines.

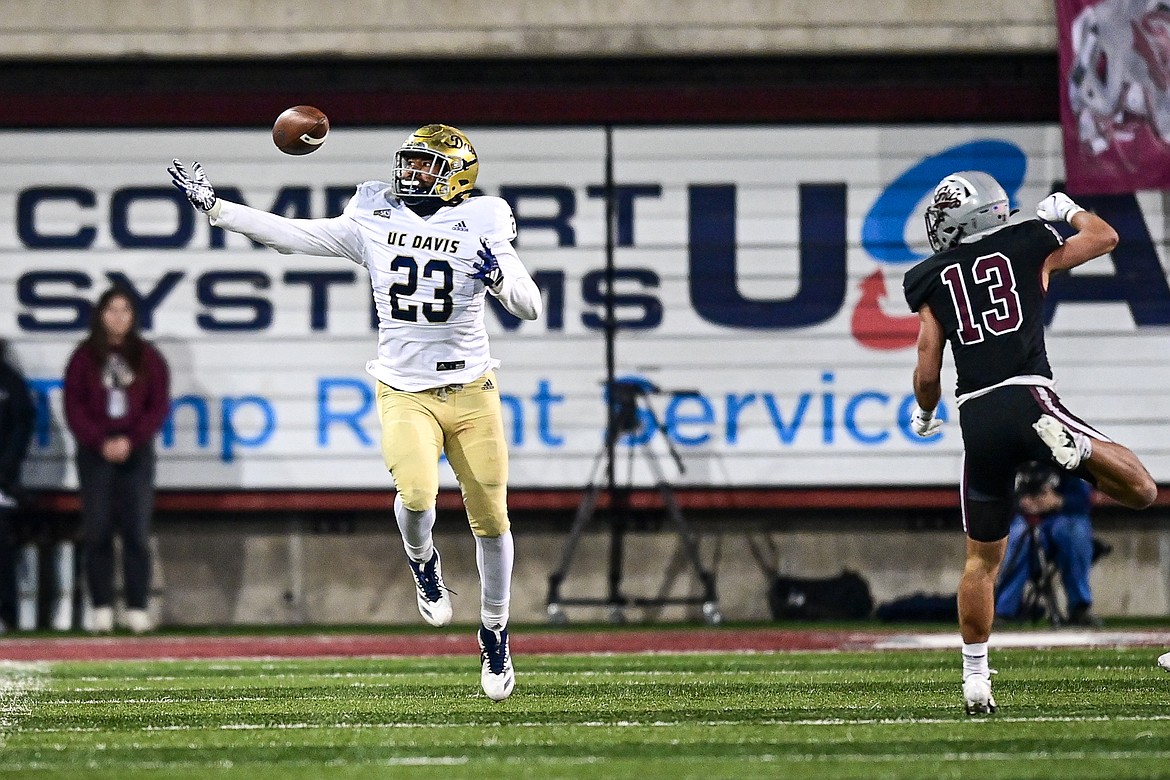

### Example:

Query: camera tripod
xmin=998 ymin=518 xmax=1065 ymax=626
xmin=546 ymin=381 xmax=722 ymax=625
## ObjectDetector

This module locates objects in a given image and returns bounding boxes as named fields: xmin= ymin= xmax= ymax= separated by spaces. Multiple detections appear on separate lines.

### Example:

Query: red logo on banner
xmin=850 ymin=270 xmax=919 ymax=350
xmin=1058 ymin=0 xmax=1170 ymax=193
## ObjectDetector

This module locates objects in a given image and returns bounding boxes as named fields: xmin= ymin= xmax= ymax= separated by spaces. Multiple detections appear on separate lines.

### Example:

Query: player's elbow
xmin=510 ymin=279 xmax=543 ymax=320
xmin=511 ymin=304 xmax=540 ymax=322
xmin=1100 ymin=225 xmax=1119 ymax=253
xmin=1084 ymin=221 xmax=1119 ymax=256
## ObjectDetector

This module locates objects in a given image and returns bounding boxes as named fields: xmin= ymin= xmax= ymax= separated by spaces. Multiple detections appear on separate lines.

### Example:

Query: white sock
xmin=394 ymin=493 xmax=436 ymax=563
xmin=1077 ymin=433 xmax=1094 ymax=462
xmin=475 ymin=530 xmax=514 ymax=630
xmin=962 ymin=641 xmax=990 ymax=681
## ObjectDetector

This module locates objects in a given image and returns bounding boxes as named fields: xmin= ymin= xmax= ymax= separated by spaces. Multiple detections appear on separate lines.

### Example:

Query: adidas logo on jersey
xmin=453 ymin=220 xmax=469 ymax=232
xmin=481 ymin=378 xmax=495 ymax=390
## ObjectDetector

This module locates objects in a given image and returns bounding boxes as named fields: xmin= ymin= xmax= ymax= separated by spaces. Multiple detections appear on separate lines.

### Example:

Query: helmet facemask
xmin=394 ymin=150 xmax=451 ymax=201
xmin=392 ymin=124 xmax=479 ymax=204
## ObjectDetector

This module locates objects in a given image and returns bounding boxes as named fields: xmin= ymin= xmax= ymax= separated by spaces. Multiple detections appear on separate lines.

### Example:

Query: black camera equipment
xmin=545 ymin=379 xmax=722 ymax=625
xmin=999 ymin=462 xmax=1065 ymax=625
xmin=546 ymin=128 xmax=720 ymax=625
xmin=1014 ymin=461 xmax=1060 ymax=498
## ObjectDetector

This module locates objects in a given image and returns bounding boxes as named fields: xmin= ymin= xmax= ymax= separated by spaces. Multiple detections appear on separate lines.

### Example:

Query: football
xmin=272 ymin=105 xmax=329 ymax=155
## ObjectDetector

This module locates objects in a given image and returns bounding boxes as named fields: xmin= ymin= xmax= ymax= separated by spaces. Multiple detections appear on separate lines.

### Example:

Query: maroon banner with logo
xmin=1057 ymin=0 xmax=1170 ymax=193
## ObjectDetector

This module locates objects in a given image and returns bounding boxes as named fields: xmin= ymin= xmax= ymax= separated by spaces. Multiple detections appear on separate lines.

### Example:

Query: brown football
xmin=272 ymin=105 xmax=329 ymax=155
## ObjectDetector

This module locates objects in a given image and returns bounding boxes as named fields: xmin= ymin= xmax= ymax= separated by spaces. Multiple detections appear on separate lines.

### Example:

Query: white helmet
xmin=923 ymin=171 xmax=1011 ymax=252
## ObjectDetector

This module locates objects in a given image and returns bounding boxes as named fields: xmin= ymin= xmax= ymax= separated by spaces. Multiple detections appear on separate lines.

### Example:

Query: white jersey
xmin=210 ymin=182 xmax=542 ymax=391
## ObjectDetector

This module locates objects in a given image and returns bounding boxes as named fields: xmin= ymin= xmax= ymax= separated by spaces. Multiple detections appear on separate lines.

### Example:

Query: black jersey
xmin=902 ymin=220 xmax=1064 ymax=396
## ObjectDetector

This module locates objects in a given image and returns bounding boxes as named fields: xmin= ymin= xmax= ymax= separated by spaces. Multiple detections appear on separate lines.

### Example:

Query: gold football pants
xmin=376 ymin=371 xmax=510 ymax=537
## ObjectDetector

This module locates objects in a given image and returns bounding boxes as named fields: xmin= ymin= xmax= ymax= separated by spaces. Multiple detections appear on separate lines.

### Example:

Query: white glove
xmin=910 ymin=406 xmax=942 ymax=437
xmin=168 ymin=159 xmax=218 ymax=212
xmin=1036 ymin=192 xmax=1085 ymax=223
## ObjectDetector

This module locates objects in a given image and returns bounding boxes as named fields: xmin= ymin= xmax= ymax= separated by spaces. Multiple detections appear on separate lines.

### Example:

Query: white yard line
xmin=0 ymin=662 xmax=47 ymax=749
xmin=876 ymin=630 xmax=1170 ymax=650
xmin=9 ymin=750 xmax=1170 ymax=773
xmin=21 ymin=712 xmax=1170 ymax=735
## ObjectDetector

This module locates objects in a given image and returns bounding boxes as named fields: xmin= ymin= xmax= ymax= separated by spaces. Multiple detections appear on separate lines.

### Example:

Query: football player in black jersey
xmin=903 ymin=171 xmax=1156 ymax=715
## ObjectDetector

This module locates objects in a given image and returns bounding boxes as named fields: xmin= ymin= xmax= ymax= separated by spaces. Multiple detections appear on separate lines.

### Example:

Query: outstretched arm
xmin=211 ymin=201 xmax=362 ymax=259
xmin=169 ymin=160 xmax=362 ymax=260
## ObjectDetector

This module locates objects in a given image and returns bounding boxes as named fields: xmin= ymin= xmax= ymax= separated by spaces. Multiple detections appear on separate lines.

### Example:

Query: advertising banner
xmin=1057 ymin=0 xmax=1170 ymax=193
xmin=1 ymin=125 xmax=1167 ymax=490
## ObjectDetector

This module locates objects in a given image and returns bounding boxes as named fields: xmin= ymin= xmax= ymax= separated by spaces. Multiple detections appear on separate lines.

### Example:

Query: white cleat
xmin=1033 ymin=414 xmax=1085 ymax=470
xmin=408 ymin=551 xmax=452 ymax=627
xmin=963 ymin=675 xmax=997 ymax=716
xmin=123 ymin=608 xmax=153 ymax=634
xmin=89 ymin=605 xmax=114 ymax=633
xmin=50 ymin=600 xmax=73 ymax=632
xmin=1158 ymin=651 xmax=1170 ymax=672
xmin=478 ymin=625 xmax=516 ymax=701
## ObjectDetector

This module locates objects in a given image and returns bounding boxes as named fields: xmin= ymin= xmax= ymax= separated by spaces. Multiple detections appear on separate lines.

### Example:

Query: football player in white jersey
xmin=169 ymin=124 xmax=542 ymax=701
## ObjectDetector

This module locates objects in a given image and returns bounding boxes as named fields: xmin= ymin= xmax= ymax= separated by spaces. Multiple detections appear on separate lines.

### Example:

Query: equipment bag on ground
xmin=767 ymin=570 xmax=874 ymax=621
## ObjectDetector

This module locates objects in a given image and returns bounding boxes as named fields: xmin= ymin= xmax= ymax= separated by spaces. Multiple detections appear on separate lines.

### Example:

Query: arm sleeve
xmin=487 ymin=241 xmax=543 ymax=321
xmin=62 ymin=348 xmax=107 ymax=451
xmin=902 ymin=260 xmax=934 ymax=313
xmin=1024 ymin=220 xmax=1066 ymax=274
xmin=0 ymin=363 xmax=34 ymax=486
xmin=478 ymin=197 xmax=541 ymax=320
xmin=210 ymin=200 xmax=365 ymax=264
xmin=128 ymin=345 xmax=171 ymax=449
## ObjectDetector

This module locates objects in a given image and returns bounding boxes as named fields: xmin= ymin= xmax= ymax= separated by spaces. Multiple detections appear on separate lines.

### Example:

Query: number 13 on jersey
xmin=939 ymin=252 xmax=1023 ymax=345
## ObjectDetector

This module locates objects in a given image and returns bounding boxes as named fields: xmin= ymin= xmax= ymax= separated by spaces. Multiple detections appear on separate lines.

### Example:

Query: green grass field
xmin=1 ymin=644 xmax=1168 ymax=779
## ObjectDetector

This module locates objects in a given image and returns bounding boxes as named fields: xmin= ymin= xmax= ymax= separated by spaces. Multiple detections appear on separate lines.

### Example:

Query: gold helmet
xmin=393 ymin=123 xmax=479 ymax=203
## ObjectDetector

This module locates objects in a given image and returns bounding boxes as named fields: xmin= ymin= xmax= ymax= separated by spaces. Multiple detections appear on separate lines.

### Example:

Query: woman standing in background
xmin=64 ymin=286 xmax=170 ymax=633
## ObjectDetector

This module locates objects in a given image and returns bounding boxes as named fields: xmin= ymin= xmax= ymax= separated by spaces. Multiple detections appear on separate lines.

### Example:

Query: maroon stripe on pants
xmin=1028 ymin=385 xmax=1112 ymax=443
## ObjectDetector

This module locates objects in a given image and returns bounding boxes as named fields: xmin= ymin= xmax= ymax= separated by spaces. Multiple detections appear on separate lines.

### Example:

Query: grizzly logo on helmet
xmin=932 ymin=186 xmax=963 ymax=211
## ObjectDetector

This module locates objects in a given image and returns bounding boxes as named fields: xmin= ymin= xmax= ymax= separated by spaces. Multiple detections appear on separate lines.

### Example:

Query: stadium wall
xmin=2 ymin=1 xmax=1057 ymax=58
xmin=142 ymin=511 xmax=1170 ymax=625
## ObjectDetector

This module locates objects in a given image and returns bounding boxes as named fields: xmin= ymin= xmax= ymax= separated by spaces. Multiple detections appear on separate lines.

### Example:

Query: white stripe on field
xmin=876 ymin=630 xmax=1170 ymax=650
xmin=6 ymin=751 xmax=1170 ymax=773
xmin=1 ymin=757 xmax=473 ymax=772
xmin=0 ymin=662 xmax=48 ymax=748
xmin=756 ymin=749 xmax=1170 ymax=764
xmin=23 ymin=712 xmax=1170 ymax=735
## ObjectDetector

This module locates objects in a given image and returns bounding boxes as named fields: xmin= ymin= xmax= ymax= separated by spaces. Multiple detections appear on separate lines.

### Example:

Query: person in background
xmin=995 ymin=461 xmax=1101 ymax=627
xmin=0 ymin=340 xmax=35 ymax=631
xmin=63 ymin=286 xmax=170 ymax=634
